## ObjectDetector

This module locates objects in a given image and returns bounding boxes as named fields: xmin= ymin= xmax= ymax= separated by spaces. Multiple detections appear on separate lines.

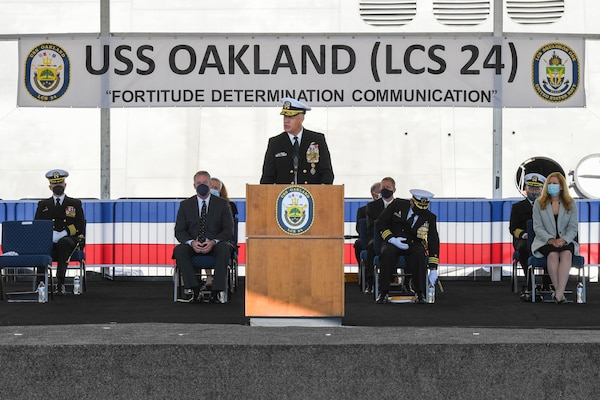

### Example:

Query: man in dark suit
xmin=509 ymin=172 xmax=548 ymax=292
xmin=260 ymin=98 xmax=334 ymax=185
xmin=34 ymin=169 xmax=85 ymax=294
xmin=376 ymin=189 xmax=440 ymax=304
xmin=173 ymin=170 xmax=235 ymax=303
xmin=364 ymin=177 xmax=396 ymax=293
xmin=354 ymin=181 xmax=381 ymax=268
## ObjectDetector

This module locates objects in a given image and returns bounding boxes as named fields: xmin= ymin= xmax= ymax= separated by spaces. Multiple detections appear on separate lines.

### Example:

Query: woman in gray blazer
xmin=531 ymin=172 xmax=579 ymax=303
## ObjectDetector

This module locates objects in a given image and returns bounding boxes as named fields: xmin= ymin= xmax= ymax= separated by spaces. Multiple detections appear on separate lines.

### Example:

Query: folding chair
xmin=173 ymin=243 xmax=236 ymax=303
xmin=527 ymin=220 xmax=586 ymax=303
xmin=0 ymin=220 xmax=54 ymax=302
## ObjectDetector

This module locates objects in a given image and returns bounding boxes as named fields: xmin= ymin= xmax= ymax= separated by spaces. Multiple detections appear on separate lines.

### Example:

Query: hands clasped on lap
xmin=548 ymin=237 xmax=567 ymax=248
xmin=191 ymin=239 xmax=215 ymax=254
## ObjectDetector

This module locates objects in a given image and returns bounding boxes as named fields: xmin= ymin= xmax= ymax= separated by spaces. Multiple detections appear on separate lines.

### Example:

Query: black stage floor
xmin=1 ymin=277 xmax=599 ymax=328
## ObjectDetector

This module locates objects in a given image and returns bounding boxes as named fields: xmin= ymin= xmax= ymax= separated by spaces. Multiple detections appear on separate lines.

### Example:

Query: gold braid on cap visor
xmin=413 ymin=197 xmax=430 ymax=210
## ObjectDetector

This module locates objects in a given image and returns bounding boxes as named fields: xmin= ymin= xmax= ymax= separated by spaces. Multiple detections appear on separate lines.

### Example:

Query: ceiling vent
xmin=359 ymin=0 xmax=417 ymax=27
xmin=433 ymin=0 xmax=491 ymax=26
xmin=507 ymin=0 xmax=565 ymax=24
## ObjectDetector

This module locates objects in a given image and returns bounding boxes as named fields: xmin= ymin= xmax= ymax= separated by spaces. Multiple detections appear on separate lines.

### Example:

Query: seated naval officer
xmin=34 ymin=169 xmax=86 ymax=294
xmin=376 ymin=189 xmax=440 ymax=304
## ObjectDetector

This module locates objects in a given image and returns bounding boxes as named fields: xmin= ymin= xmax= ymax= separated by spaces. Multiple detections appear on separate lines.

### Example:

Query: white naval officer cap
xmin=410 ymin=189 xmax=434 ymax=210
xmin=280 ymin=97 xmax=311 ymax=116
xmin=45 ymin=169 xmax=69 ymax=184
xmin=524 ymin=173 xmax=546 ymax=187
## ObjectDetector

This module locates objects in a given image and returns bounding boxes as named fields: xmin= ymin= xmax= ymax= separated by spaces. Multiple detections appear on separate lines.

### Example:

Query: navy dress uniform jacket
xmin=509 ymin=198 xmax=534 ymax=245
xmin=34 ymin=195 xmax=85 ymax=239
xmin=366 ymin=198 xmax=385 ymax=245
xmin=260 ymin=129 xmax=334 ymax=185
xmin=378 ymin=198 xmax=440 ymax=266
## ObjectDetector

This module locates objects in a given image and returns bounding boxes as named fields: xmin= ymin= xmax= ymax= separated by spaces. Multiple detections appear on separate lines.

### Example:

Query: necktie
xmin=55 ymin=198 xmax=61 ymax=207
xmin=293 ymin=136 xmax=300 ymax=156
xmin=198 ymin=200 xmax=207 ymax=242
xmin=407 ymin=213 xmax=416 ymax=228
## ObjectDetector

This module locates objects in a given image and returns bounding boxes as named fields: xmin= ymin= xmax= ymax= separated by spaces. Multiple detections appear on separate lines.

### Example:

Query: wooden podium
xmin=245 ymin=184 xmax=345 ymax=326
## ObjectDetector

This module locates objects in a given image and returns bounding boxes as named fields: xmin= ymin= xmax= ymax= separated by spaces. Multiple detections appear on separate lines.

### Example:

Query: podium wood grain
xmin=245 ymin=184 xmax=345 ymax=317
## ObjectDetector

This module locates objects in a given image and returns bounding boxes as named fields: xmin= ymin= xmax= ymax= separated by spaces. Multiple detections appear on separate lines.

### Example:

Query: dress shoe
xmin=375 ymin=292 xmax=389 ymax=304
xmin=401 ymin=284 xmax=415 ymax=295
xmin=520 ymin=291 xmax=531 ymax=302
xmin=177 ymin=288 xmax=199 ymax=303
xmin=415 ymin=293 xmax=426 ymax=304
xmin=55 ymin=284 xmax=66 ymax=295
xmin=211 ymin=291 xmax=227 ymax=304
xmin=553 ymin=293 xmax=567 ymax=304
xmin=364 ymin=277 xmax=374 ymax=294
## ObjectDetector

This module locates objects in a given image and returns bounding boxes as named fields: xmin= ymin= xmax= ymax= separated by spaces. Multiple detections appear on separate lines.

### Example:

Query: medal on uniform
xmin=306 ymin=142 xmax=319 ymax=175
xmin=417 ymin=221 xmax=429 ymax=240
xmin=65 ymin=205 xmax=76 ymax=218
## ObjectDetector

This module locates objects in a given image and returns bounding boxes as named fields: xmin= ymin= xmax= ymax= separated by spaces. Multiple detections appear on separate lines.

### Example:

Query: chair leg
xmin=227 ymin=264 xmax=235 ymax=299
xmin=512 ymin=260 xmax=519 ymax=293
xmin=581 ymin=266 xmax=587 ymax=304
xmin=232 ymin=258 xmax=239 ymax=292
xmin=224 ymin=267 xmax=231 ymax=303
xmin=359 ymin=260 xmax=365 ymax=293
xmin=43 ymin=265 xmax=49 ymax=303
xmin=374 ymin=265 xmax=379 ymax=301
xmin=81 ymin=260 xmax=87 ymax=293
xmin=47 ymin=266 xmax=54 ymax=301
xmin=173 ymin=266 xmax=180 ymax=302
xmin=529 ymin=265 xmax=536 ymax=303
xmin=0 ymin=271 xmax=4 ymax=301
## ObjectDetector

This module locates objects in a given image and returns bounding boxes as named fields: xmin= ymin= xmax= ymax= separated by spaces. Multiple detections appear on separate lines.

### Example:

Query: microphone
xmin=293 ymin=155 xmax=299 ymax=184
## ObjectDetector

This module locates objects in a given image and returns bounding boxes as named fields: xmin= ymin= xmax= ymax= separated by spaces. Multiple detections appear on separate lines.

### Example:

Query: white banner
xmin=18 ymin=35 xmax=585 ymax=108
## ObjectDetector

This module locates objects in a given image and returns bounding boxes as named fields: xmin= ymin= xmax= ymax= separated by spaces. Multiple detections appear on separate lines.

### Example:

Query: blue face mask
xmin=196 ymin=183 xmax=210 ymax=196
xmin=210 ymin=188 xmax=220 ymax=197
xmin=527 ymin=192 xmax=540 ymax=202
xmin=547 ymin=183 xmax=561 ymax=197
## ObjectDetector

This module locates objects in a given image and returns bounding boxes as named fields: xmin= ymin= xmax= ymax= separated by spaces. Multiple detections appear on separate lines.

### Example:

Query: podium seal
xmin=276 ymin=186 xmax=314 ymax=235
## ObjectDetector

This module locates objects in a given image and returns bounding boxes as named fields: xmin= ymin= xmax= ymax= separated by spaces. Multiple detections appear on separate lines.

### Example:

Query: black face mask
xmin=380 ymin=188 xmax=393 ymax=199
xmin=52 ymin=185 xmax=65 ymax=196
xmin=196 ymin=183 xmax=210 ymax=196
xmin=412 ymin=205 xmax=426 ymax=215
